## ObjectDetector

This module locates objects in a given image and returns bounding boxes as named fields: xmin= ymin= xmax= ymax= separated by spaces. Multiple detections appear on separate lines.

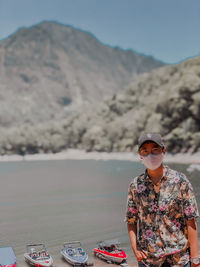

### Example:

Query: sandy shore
xmin=0 ymin=149 xmax=200 ymax=165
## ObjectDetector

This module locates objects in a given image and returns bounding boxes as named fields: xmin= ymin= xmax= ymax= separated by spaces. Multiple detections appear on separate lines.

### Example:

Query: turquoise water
xmin=0 ymin=160 xmax=199 ymax=265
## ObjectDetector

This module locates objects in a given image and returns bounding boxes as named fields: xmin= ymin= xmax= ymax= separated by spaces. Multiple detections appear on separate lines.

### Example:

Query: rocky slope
xmin=0 ymin=21 xmax=163 ymax=127
xmin=0 ymin=57 xmax=200 ymax=155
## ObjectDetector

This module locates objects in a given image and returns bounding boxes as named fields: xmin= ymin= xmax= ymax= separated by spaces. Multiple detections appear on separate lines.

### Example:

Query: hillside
xmin=0 ymin=57 xmax=199 ymax=155
xmin=0 ymin=21 xmax=164 ymax=127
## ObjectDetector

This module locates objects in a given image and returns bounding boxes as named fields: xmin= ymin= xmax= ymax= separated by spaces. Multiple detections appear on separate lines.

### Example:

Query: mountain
xmin=0 ymin=21 xmax=164 ymax=127
xmin=0 ymin=56 xmax=200 ymax=155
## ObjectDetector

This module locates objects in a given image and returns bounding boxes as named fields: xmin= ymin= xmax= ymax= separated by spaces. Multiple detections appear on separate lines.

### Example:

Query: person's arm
xmin=187 ymin=218 xmax=199 ymax=257
xmin=187 ymin=218 xmax=200 ymax=266
xmin=181 ymin=177 xmax=200 ymax=266
xmin=125 ymin=180 xmax=147 ymax=262
xmin=127 ymin=223 xmax=147 ymax=261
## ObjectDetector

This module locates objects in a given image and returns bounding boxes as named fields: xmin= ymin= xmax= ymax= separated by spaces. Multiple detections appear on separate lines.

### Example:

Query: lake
xmin=0 ymin=159 xmax=199 ymax=266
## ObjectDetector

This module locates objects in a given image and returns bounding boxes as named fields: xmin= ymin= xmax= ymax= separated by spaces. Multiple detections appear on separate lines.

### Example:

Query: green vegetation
xmin=0 ymin=57 xmax=200 ymax=155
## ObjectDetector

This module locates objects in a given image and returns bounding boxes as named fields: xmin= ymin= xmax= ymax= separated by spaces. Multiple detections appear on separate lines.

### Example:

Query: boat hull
xmin=61 ymin=250 xmax=88 ymax=265
xmin=24 ymin=254 xmax=53 ymax=267
xmin=93 ymin=249 xmax=127 ymax=264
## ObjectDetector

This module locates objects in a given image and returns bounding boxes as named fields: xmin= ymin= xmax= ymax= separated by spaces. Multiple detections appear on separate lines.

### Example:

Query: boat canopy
xmin=0 ymin=247 xmax=17 ymax=265
xmin=26 ymin=244 xmax=46 ymax=252
xmin=98 ymin=239 xmax=120 ymax=247
xmin=63 ymin=241 xmax=82 ymax=248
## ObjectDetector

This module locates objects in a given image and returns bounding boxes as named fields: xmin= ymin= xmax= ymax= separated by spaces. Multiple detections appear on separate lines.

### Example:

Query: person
xmin=125 ymin=133 xmax=199 ymax=267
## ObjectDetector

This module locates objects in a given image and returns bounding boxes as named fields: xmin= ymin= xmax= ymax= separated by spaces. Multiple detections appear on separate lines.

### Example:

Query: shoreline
xmin=0 ymin=149 xmax=199 ymax=165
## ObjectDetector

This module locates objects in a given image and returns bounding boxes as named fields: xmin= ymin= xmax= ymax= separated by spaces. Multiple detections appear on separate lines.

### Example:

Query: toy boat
xmin=24 ymin=244 xmax=53 ymax=267
xmin=93 ymin=240 xmax=127 ymax=264
xmin=0 ymin=246 xmax=17 ymax=267
xmin=61 ymin=241 xmax=88 ymax=266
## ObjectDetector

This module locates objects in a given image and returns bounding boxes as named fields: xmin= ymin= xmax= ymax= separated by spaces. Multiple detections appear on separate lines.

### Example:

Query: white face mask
xmin=141 ymin=153 xmax=164 ymax=170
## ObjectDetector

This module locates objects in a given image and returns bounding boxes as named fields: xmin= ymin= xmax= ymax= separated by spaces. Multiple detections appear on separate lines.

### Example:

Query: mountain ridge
xmin=0 ymin=20 xmax=167 ymax=64
xmin=0 ymin=21 xmax=164 ymax=127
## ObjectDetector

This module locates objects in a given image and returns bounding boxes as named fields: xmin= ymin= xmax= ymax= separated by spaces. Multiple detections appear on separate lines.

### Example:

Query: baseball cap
xmin=138 ymin=133 xmax=164 ymax=149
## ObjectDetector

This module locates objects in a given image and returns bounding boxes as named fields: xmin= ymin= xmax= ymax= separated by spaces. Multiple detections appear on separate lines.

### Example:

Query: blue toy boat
xmin=61 ymin=241 xmax=88 ymax=266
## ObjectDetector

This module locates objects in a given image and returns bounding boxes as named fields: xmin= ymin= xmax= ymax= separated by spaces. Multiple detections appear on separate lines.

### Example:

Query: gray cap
xmin=138 ymin=133 xmax=164 ymax=149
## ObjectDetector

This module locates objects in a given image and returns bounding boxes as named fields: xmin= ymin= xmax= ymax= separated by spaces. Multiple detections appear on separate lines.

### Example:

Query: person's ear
xmin=163 ymin=148 xmax=166 ymax=154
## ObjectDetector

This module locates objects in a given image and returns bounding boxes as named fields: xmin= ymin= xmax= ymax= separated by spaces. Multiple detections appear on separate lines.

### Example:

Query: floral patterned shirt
xmin=125 ymin=166 xmax=199 ymax=267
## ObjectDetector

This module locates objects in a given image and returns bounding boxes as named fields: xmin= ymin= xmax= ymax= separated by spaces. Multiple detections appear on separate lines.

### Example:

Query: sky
xmin=0 ymin=0 xmax=200 ymax=64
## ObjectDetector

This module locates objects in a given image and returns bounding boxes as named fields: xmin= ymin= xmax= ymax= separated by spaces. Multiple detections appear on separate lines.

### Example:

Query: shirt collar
xmin=163 ymin=165 xmax=169 ymax=179
xmin=144 ymin=165 xmax=169 ymax=182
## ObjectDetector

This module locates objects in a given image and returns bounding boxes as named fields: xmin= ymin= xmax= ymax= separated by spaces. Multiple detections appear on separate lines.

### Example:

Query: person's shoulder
xmin=166 ymin=166 xmax=189 ymax=184
xmin=129 ymin=172 xmax=145 ymax=188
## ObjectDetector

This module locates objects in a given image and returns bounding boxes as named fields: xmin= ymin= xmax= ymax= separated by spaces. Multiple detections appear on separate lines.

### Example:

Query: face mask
xmin=140 ymin=153 xmax=164 ymax=170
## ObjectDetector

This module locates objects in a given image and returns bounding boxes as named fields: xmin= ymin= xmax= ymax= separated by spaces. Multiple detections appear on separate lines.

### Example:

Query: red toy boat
xmin=93 ymin=240 xmax=127 ymax=264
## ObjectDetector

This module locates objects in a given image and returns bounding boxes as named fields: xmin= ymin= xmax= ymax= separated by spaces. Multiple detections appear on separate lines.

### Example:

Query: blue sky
xmin=0 ymin=0 xmax=199 ymax=64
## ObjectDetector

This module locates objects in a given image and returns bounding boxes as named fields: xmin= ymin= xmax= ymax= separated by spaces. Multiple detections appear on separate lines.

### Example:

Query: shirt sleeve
xmin=181 ymin=179 xmax=199 ymax=221
xmin=125 ymin=181 xmax=138 ymax=224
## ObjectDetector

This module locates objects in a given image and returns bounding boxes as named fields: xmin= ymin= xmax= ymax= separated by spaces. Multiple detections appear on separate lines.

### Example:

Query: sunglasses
xmin=139 ymin=147 xmax=163 ymax=157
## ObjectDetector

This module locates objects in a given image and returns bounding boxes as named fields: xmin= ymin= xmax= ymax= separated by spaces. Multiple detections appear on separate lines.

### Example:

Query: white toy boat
xmin=24 ymin=244 xmax=53 ymax=267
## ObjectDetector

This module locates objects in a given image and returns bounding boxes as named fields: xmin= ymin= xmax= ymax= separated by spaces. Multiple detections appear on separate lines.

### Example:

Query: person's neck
xmin=147 ymin=164 xmax=164 ymax=185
